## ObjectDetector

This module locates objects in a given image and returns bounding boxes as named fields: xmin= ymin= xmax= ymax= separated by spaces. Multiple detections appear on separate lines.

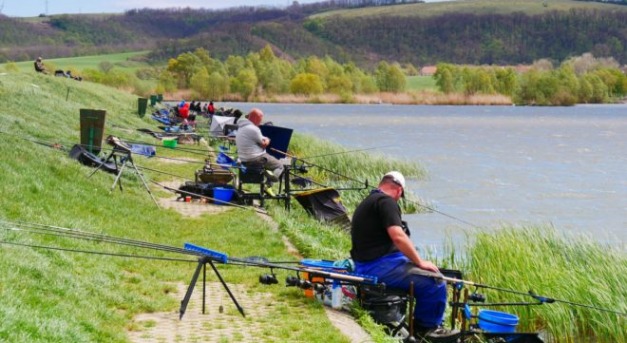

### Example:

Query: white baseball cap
xmin=384 ymin=171 xmax=405 ymax=189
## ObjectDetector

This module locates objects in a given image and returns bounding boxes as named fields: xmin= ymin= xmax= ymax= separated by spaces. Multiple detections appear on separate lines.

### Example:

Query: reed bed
xmin=464 ymin=226 xmax=626 ymax=342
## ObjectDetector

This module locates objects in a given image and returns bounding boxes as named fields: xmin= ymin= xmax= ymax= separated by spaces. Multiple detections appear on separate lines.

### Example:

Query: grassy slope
xmin=0 ymin=71 xmax=354 ymax=342
xmin=311 ymin=0 xmax=627 ymax=19
xmin=4 ymin=51 xmax=151 ymax=73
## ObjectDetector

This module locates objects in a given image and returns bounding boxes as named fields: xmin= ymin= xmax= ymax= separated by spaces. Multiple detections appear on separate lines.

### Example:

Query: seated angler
xmin=34 ymin=57 xmax=47 ymax=74
xmin=235 ymin=108 xmax=284 ymax=189
xmin=350 ymin=172 xmax=460 ymax=342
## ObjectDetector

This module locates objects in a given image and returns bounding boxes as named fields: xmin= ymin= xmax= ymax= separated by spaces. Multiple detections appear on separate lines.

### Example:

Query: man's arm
xmin=387 ymin=226 xmax=439 ymax=273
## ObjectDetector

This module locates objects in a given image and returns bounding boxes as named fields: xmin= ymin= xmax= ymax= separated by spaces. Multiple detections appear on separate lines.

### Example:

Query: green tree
xmin=157 ymin=70 xmax=177 ymax=93
xmin=375 ymin=62 xmax=406 ymax=93
xmin=225 ymin=55 xmax=246 ymax=77
xmin=259 ymin=44 xmax=276 ymax=63
xmin=434 ymin=63 xmax=457 ymax=94
xmin=190 ymin=67 xmax=211 ymax=99
xmin=494 ymin=68 xmax=517 ymax=96
xmin=206 ymin=71 xmax=230 ymax=100
xmin=167 ymin=52 xmax=202 ymax=88
xmin=577 ymin=76 xmax=594 ymax=103
xmin=582 ymin=73 xmax=609 ymax=103
xmin=231 ymin=68 xmax=258 ymax=100
xmin=290 ymin=73 xmax=323 ymax=95
xmin=327 ymin=74 xmax=353 ymax=95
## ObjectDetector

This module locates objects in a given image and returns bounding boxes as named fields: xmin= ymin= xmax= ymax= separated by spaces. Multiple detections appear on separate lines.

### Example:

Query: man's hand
xmin=261 ymin=137 xmax=270 ymax=148
xmin=416 ymin=259 xmax=440 ymax=273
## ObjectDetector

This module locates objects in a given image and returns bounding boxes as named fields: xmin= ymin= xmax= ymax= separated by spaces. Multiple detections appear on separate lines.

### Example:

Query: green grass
xmin=1 ymin=51 xmax=151 ymax=73
xmin=311 ymin=0 xmax=627 ymax=19
xmin=0 ymin=71 xmax=355 ymax=342
xmin=462 ymin=226 xmax=626 ymax=342
xmin=406 ymin=75 xmax=437 ymax=92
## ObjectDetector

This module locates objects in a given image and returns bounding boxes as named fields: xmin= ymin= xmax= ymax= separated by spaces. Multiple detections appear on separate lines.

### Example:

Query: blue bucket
xmin=478 ymin=310 xmax=519 ymax=333
xmin=213 ymin=187 xmax=234 ymax=204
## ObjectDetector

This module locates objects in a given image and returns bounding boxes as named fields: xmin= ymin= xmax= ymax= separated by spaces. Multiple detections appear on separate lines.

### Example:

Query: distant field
xmin=2 ymin=51 xmax=151 ymax=73
xmin=406 ymin=75 xmax=436 ymax=91
xmin=311 ymin=0 xmax=627 ymax=19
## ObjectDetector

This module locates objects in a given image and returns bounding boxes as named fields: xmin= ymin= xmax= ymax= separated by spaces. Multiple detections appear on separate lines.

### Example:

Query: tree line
xmin=156 ymin=45 xmax=406 ymax=100
xmin=434 ymin=53 xmax=627 ymax=105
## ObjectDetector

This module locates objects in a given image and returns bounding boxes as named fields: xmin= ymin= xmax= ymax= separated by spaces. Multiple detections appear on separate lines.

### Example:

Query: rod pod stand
xmin=179 ymin=256 xmax=245 ymax=320
xmin=87 ymin=136 xmax=160 ymax=208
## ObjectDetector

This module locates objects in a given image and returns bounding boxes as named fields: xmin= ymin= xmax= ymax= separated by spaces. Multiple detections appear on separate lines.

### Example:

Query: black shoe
xmin=414 ymin=327 xmax=460 ymax=343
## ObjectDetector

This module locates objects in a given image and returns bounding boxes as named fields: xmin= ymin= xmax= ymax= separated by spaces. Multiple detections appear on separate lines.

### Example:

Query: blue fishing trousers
xmin=354 ymin=252 xmax=447 ymax=328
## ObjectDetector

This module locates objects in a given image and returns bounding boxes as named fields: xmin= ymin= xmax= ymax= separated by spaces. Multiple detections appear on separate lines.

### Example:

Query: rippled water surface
xmin=226 ymin=103 xmax=626 ymax=251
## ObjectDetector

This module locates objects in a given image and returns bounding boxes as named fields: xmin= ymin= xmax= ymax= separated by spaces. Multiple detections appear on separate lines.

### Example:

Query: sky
xmin=1 ymin=0 xmax=321 ymax=17
xmin=1 ymin=0 xmax=447 ymax=17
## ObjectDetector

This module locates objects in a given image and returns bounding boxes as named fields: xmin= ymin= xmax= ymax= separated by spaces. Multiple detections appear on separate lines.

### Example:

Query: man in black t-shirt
xmin=351 ymin=171 xmax=459 ymax=341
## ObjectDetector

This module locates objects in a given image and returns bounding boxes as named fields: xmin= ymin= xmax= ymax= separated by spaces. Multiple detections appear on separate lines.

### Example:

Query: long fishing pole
xmin=0 ymin=221 xmax=294 ymax=265
xmin=416 ymin=203 xmax=482 ymax=230
xmin=0 ymin=240 xmax=196 ymax=263
xmin=112 ymin=135 xmax=216 ymax=156
xmin=301 ymin=145 xmax=396 ymax=160
xmin=0 ymin=130 xmax=69 ymax=151
xmin=270 ymin=148 xmax=368 ymax=187
xmin=0 ymin=221 xmax=195 ymax=256
xmin=136 ymin=165 xmax=192 ymax=180
xmin=412 ymin=268 xmax=627 ymax=316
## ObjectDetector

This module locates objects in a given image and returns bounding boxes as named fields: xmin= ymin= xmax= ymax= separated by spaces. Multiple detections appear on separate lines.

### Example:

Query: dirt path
xmin=128 ymin=184 xmax=371 ymax=343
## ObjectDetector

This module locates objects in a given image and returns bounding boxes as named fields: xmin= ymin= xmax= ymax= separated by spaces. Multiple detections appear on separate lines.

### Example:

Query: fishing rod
xmin=412 ymin=268 xmax=627 ymax=317
xmin=2 ymin=219 xmax=376 ymax=320
xmin=416 ymin=203 xmax=482 ymax=230
xmin=0 ymin=240 xmax=196 ymax=263
xmin=135 ymin=165 xmax=192 ymax=180
xmin=270 ymin=147 xmax=369 ymax=189
xmin=0 ymin=129 xmax=69 ymax=151
xmin=0 ymin=221 xmax=295 ymax=266
xmin=301 ymin=145 xmax=396 ymax=160
xmin=0 ymin=220 xmax=195 ymax=256
xmin=111 ymin=134 xmax=216 ymax=156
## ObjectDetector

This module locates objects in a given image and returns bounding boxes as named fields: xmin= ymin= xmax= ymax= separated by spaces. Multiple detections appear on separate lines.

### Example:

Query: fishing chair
xmin=237 ymin=162 xmax=268 ymax=208
xmin=359 ymin=285 xmax=411 ymax=339
xmin=237 ymin=161 xmax=292 ymax=209
xmin=359 ymin=269 xmax=465 ymax=341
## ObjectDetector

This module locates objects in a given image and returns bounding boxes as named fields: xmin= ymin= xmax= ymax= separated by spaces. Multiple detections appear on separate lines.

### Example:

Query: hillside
xmin=311 ymin=0 xmax=627 ymax=18
xmin=1 ymin=0 xmax=626 ymax=67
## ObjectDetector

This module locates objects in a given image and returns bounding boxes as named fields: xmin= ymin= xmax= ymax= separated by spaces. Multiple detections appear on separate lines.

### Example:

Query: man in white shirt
xmin=235 ymin=108 xmax=284 ymax=185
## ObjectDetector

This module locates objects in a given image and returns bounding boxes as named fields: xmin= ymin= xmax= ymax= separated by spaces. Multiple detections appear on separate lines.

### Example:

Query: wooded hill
xmin=1 ymin=0 xmax=626 ymax=67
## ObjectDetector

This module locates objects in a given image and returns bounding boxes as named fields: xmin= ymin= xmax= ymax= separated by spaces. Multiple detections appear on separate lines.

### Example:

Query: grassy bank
xmin=0 ymin=72 xmax=354 ymax=342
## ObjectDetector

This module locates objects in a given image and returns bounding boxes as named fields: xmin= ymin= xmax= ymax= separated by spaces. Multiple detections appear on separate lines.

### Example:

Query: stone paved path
xmin=127 ymin=181 xmax=371 ymax=343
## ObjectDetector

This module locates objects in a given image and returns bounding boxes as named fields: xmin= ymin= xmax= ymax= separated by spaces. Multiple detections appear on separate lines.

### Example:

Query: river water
xmin=225 ymin=102 xmax=626 ymax=252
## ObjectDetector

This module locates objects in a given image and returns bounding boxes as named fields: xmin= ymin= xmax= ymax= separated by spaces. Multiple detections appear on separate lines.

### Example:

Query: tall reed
xmin=464 ymin=226 xmax=626 ymax=342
